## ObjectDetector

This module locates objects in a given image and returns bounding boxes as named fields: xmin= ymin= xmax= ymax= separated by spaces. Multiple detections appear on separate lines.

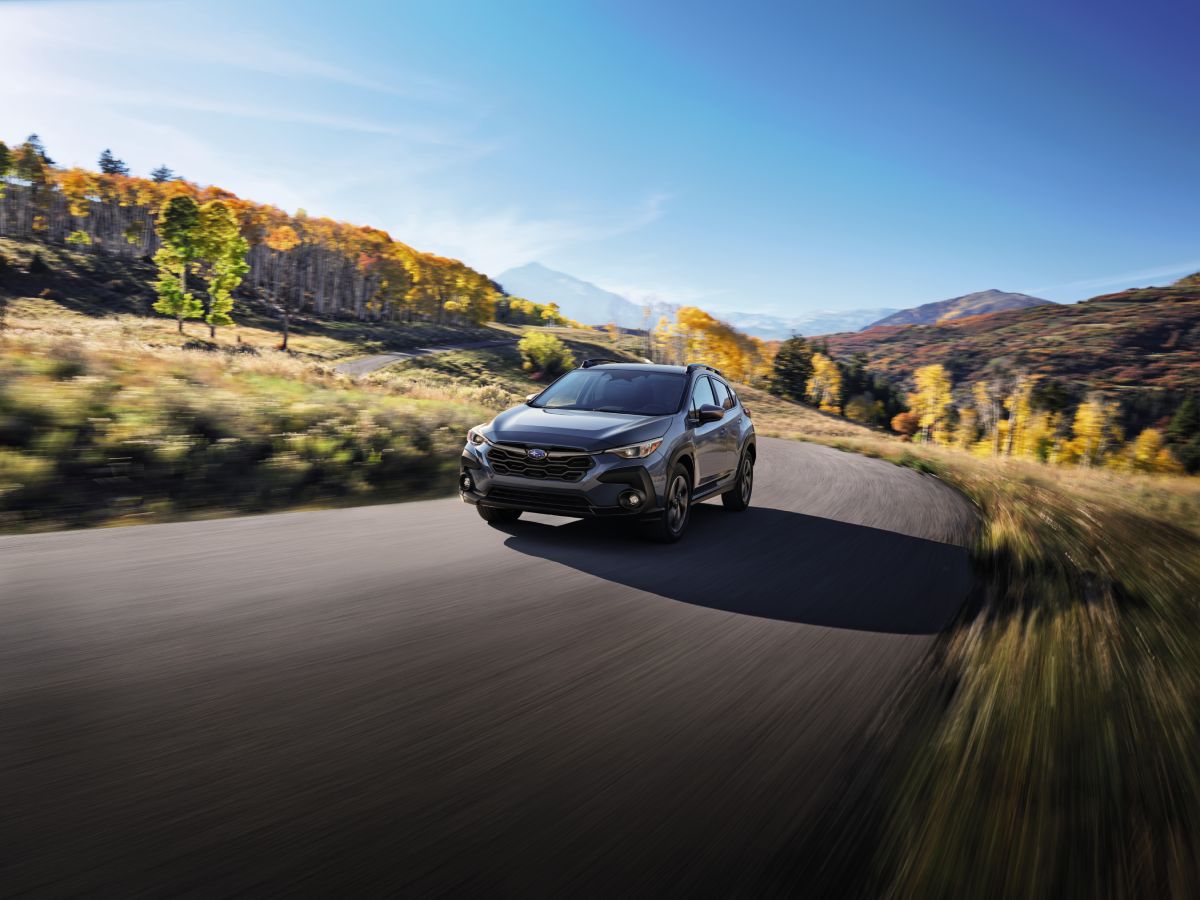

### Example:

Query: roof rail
xmin=580 ymin=357 xmax=625 ymax=368
xmin=685 ymin=362 xmax=723 ymax=377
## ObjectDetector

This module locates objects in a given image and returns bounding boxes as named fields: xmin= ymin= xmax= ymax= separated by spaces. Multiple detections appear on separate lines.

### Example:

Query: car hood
xmin=488 ymin=405 xmax=672 ymax=452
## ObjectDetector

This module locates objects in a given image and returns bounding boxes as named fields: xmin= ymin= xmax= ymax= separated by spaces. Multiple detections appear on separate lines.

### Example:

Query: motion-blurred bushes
xmin=0 ymin=333 xmax=486 ymax=531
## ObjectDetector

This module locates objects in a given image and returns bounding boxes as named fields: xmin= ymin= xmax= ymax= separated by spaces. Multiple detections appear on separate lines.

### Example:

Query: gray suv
xmin=459 ymin=360 xmax=756 ymax=542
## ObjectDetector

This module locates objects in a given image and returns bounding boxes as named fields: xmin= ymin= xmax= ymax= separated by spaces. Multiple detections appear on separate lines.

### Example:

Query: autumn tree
xmin=264 ymin=224 xmax=301 ymax=349
xmin=909 ymin=364 xmax=954 ymax=443
xmin=891 ymin=411 xmax=920 ymax=439
xmin=1063 ymin=395 xmax=1123 ymax=466
xmin=194 ymin=200 xmax=249 ymax=339
xmin=1123 ymin=429 xmax=1182 ymax=474
xmin=807 ymin=352 xmax=843 ymax=412
xmin=97 ymin=149 xmax=130 ymax=176
xmin=152 ymin=194 xmax=202 ymax=332
xmin=770 ymin=336 xmax=814 ymax=402
xmin=13 ymin=135 xmax=51 ymax=236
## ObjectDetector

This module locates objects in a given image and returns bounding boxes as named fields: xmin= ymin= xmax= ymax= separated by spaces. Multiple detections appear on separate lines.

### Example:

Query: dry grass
xmin=3 ymin=295 xmax=359 ymax=360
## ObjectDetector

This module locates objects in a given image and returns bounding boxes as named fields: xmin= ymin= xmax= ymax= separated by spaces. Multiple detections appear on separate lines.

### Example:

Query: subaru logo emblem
xmin=527 ymin=448 xmax=547 ymax=460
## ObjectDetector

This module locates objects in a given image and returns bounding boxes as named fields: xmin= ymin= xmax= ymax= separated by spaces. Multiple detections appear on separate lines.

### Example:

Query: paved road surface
xmin=333 ymin=339 xmax=513 ymax=376
xmin=1 ymin=438 xmax=973 ymax=897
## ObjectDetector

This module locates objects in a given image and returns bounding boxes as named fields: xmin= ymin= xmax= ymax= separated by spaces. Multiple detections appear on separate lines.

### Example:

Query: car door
xmin=707 ymin=378 xmax=740 ymax=476
xmin=688 ymin=376 xmax=725 ymax=487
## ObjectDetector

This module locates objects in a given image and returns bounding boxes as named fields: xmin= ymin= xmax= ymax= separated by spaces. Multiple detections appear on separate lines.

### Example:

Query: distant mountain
xmin=495 ymin=262 xmax=646 ymax=328
xmin=865 ymin=289 xmax=1053 ymax=329
xmin=715 ymin=307 xmax=900 ymax=340
xmin=823 ymin=280 xmax=1200 ymax=392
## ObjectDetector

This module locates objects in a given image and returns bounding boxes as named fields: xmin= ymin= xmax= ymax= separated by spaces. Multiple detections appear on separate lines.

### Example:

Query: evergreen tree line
xmin=0 ymin=134 xmax=571 ymax=340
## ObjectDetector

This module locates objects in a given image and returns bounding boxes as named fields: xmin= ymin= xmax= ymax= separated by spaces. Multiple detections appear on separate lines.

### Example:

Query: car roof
xmin=581 ymin=363 xmax=689 ymax=374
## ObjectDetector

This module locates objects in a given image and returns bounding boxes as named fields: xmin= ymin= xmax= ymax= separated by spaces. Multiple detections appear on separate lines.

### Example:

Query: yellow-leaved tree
xmin=1119 ymin=428 xmax=1183 ymax=474
xmin=910 ymin=364 xmax=954 ymax=444
xmin=1061 ymin=395 xmax=1123 ymax=466
xmin=807 ymin=353 xmax=843 ymax=413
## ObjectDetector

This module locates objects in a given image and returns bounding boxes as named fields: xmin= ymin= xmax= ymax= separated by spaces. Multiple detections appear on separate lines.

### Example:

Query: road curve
xmin=1 ymin=438 xmax=973 ymax=896
xmin=333 ymin=339 xmax=514 ymax=376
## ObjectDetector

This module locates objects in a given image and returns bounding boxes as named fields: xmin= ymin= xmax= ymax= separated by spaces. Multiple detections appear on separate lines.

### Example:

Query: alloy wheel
xmin=666 ymin=474 xmax=690 ymax=534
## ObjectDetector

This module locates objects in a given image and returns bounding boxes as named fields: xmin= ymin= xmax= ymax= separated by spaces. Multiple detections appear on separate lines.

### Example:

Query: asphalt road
xmin=333 ymin=339 xmax=514 ymax=376
xmin=1 ymin=438 xmax=974 ymax=897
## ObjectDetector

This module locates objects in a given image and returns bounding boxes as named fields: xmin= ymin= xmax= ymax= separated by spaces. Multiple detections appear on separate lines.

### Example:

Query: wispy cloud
xmin=1025 ymin=260 xmax=1200 ymax=295
xmin=4 ymin=1 xmax=457 ymax=102
xmin=5 ymin=74 xmax=467 ymax=143
xmin=391 ymin=193 xmax=670 ymax=273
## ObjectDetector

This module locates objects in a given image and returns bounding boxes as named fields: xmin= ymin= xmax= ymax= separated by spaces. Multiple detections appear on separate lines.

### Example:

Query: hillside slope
xmin=865 ymin=289 xmax=1053 ymax=328
xmin=825 ymin=280 xmax=1200 ymax=391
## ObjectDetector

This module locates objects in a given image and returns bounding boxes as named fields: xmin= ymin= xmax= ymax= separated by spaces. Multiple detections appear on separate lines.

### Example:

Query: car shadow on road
xmin=499 ymin=504 xmax=970 ymax=634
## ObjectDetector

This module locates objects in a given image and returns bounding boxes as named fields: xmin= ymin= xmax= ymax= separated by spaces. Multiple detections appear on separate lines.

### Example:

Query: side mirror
xmin=697 ymin=404 xmax=725 ymax=424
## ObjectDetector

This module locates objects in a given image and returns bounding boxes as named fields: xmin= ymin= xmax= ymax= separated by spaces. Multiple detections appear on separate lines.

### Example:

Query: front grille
xmin=487 ymin=444 xmax=594 ymax=482
xmin=485 ymin=486 xmax=592 ymax=515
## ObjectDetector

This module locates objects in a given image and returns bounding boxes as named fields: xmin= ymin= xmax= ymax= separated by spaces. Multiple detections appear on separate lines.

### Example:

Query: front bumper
xmin=459 ymin=443 xmax=666 ymax=518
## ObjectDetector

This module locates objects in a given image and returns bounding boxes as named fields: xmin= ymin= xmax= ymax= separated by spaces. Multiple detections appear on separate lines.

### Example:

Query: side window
xmin=711 ymin=379 xmax=735 ymax=411
xmin=690 ymin=376 xmax=717 ymax=413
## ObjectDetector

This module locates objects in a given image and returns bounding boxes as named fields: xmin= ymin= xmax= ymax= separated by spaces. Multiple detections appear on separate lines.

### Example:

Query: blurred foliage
xmin=773 ymin=415 xmax=1200 ymax=898
xmin=517 ymin=331 xmax=576 ymax=378
xmin=0 ymin=329 xmax=489 ymax=531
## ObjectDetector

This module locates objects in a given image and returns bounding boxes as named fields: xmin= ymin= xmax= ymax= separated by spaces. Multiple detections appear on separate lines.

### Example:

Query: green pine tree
xmin=770 ymin=335 xmax=814 ymax=401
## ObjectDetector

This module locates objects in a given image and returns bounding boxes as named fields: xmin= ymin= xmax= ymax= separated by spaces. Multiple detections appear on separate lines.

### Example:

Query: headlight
xmin=606 ymin=438 xmax=663 ymax=459
xmin=467 ymin=425 xmax=490 ymax=446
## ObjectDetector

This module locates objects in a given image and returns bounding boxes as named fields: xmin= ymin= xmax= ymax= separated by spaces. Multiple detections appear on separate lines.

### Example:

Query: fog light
xmin=460 ymin=473 xmax=474 ymax=492
xmin=618 ymin=490 xmax=644 ymax=510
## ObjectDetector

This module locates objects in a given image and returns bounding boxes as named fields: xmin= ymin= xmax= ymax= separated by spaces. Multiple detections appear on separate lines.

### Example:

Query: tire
xmin=644 ymin=463 xmax=692 ymax=543
xmin=477 ymin=504 xmax=522 ymax=524
xmin=722 ymin=449 xmax=754 ymax=511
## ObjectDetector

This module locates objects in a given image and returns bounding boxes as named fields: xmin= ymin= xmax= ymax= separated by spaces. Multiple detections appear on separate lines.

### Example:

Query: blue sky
xmin=4 ymin=0 xmax=1199 ymax=314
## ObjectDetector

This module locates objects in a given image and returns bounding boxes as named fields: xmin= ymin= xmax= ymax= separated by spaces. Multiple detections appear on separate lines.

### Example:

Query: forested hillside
xmin=0 ymin=134 xmax=570 ymax=332
xmin=826 ymin=280 xmax=1200 ymax=392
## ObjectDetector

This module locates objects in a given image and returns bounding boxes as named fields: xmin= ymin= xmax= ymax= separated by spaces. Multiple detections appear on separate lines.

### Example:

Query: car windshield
xmin=531 ymin=369 xmax=687 ymax=416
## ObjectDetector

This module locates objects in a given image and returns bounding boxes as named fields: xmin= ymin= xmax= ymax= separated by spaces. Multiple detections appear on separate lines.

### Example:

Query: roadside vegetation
xmin=0 ymin=298 xmax=500 ymax=532
xmin=755 ymin=403 xmax=1200 ymax=899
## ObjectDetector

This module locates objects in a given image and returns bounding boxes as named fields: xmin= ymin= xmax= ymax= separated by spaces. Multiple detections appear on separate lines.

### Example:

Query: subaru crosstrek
xmin=459 ymin=360 xmax=755 ymax=542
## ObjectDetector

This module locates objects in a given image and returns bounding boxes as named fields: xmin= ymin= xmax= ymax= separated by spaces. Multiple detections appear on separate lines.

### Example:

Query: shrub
xmin=182 ymin=338 xmax=218 ymax=352
xmin=891 ymin=410 xmax=920 ymax=437
xmin=517 ymin=332 xmax=575 ymax=378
